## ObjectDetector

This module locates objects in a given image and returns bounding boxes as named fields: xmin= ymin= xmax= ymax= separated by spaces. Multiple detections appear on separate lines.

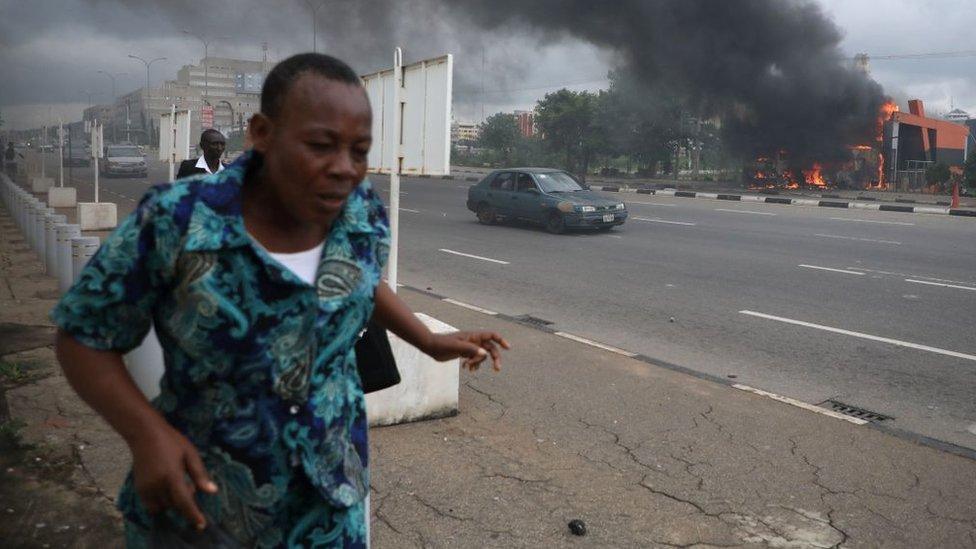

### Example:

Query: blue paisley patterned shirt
xmin=52 ymin=151 xmax=389 ymax=544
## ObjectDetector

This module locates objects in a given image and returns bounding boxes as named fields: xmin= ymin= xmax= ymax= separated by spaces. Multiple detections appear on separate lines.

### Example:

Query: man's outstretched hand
xmin=422 ymin=331 xmax=511 ymax=371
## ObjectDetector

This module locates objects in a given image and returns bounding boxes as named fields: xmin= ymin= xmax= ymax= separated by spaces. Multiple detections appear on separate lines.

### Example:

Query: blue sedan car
xmin=466 ymin=168 xmax=628 ymax=233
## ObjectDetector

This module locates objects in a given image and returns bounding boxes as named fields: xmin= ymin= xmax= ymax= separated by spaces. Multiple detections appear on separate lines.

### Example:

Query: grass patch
xmin=0 ymin=419 xmax=28 ymax=451
xmin=0 ymin=360 xmax=42 ymax=385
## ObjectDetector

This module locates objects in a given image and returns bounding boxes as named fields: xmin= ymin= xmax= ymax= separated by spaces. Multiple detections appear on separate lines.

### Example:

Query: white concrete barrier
xmin=77 ymin=202 xmax=118 ymax=231
xmin=366 ymin=313 xmax=460 ymax=427
xmin=34 ymin=208 xmax=54 ymax=260
xmin=48 ymin=186 xmax=78 ymax=208
xmin=70 ymin=236 xmax=100 ymax=284
xmin=56 ymin=224 xmax=82 ymax=293
xmin=45 ymin=214 xmax=67 ymax=275
xmin=32 ymin=176 xmax=55 ymax=193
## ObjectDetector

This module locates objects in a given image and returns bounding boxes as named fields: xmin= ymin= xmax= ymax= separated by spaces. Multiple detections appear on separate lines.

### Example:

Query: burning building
xmin=882 ymin=100 xmax=970 ymax=191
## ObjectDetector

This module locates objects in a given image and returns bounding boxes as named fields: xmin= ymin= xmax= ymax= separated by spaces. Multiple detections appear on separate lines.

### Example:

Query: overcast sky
xmin=1 ymin=0 xmax=974 ymax=130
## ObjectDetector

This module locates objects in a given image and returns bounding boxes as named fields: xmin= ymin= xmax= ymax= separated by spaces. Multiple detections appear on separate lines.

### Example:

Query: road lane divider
xmin=438 ymin=248 xmax=510 ymax=264
xmin=845 ymin=267 xmax=976 ymax=286
xmin=583 ymin=184 xmax=974 ymax=217
xmin=813 ymin=234 xmax=901 ymax=245
xmin=827 ymin=217 xmax=915 ymax=226
xmin=442 ymin=298 xmax=498 ymax=315
xmin=714 ymin=208 xmax=776 ymax=216
xmin=631 ymin=216 xmax=697 ymax=226
xmin=797 ymin=264 xmax=865 ymax=276
xmin=731 ymin=384 xmax=868 ymax=425
xmin=739 ymin=310 xmax=976 ymax=362
xmin=553 ymin=332 xmax=637 ymax=357
xmin=905 ymin=279 xmax=976 ymax=292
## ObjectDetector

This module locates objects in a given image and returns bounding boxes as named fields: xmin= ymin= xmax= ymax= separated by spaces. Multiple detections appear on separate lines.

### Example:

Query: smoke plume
xmin=443 ymin=0 xmax=886 ymax=166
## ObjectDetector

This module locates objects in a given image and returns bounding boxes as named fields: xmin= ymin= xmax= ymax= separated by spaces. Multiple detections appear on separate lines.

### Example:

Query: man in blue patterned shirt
xmin=52 ymin=53 xmax=509 ymax=548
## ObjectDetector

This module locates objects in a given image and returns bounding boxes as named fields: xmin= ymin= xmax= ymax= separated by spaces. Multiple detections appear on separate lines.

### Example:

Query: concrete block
xmin=366 ymin=313 xmax=460 ymax=426
xmin=31 ymin=177 xmax=54 ymax=193
xmin=48 ymin=186 xmax=77 ymax=208
xmin=77 ymin=202 xmax=118 ymax=230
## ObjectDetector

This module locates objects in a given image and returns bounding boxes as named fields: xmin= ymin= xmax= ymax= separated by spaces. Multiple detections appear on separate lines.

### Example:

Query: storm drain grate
xmin=820 ymin=400 xmax=892 ymax=423
xmin=515 ymin=314 xmax=554 ymax=327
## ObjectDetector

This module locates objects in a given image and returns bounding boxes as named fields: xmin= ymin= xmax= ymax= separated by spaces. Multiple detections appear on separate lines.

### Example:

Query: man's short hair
xmin=260 ymin=53 xmax=362 ymax=119
xmin=200 ymin=128 xmax=224 ymax=145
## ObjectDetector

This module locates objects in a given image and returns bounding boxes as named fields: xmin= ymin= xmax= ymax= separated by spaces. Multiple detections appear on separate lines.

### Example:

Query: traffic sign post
xmin=361 ymin=49 xmax=453 ymax=291
xmin=159 ymin=106 xmax=192 ymax=181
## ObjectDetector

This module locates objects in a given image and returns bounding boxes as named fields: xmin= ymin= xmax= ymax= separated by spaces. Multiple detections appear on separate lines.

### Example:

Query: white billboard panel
xmin=362 ymin=54 xmax=452 ymax=176
xmin=159 ymin=109 xmax=192 ymax=163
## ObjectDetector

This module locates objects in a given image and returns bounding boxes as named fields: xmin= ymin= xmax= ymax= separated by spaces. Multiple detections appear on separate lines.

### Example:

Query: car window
xmin=535 ymin=171 xmax=585 ymax=192
xmin=516 ymin=173 xmax=537 ymax=192
xmin=491 ymin=172 xmax=515 ymax=191
xmin=107 ymin=146 xmax=141 ymax=156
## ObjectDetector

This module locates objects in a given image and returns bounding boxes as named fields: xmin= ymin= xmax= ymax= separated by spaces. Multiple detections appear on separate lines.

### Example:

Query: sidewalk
xmin=3 ymin=185 xmax=976 ymax=547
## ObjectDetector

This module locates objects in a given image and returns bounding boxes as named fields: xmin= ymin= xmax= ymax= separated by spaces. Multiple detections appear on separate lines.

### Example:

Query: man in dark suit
xmin=176 ymin=129 xmax=226 ymax=178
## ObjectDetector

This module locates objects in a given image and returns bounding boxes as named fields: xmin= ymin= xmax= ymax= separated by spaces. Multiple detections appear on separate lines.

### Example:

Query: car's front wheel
xmin=546 ymin=212 xmax=566 ymax=234
xmin=476 ymin=202 xmax=497 ymax=225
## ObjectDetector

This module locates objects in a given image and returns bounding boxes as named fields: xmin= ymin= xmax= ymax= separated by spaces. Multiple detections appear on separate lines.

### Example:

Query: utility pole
xmin=97 ymin=71 xmax=127 ymax=144
xmin=183 ymin=30 xmax=228 ymax=101
xmin=127 ymin=54 xmax=166 ymax=147
xmin=303 ymin=0 xmax=326 ymax=52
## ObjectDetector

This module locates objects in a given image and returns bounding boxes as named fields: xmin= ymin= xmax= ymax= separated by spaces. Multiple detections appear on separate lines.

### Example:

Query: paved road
xmin=367 ymin=173 xmax=976 ymax=452
xmin=38 ymin=154 xmax=976 ymax=451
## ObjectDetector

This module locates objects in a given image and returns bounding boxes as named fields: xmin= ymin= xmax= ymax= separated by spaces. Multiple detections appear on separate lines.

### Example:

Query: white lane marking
xmin=845 ymin=267 xmax=976 ymax=287
xmin=798 ymin=264 xmax=865 ymax=276
xmin=814 ymin=233 xmax=901 ymax=245
xmin=438 ymin=248 xmax=510 ymax=265
xmin=905 ymin=279 xmax=976 ymax=292
xmin=399 ymin=208 xmax=420 ymax=213
xmin=554 ymin=332 xmax=637 ymax=357
xmin=828 ymin=217 xmax=914 ymax=226
xmin=739 ymin=310 xmax=976 ymax=363
xmin=607 ymin=234 xmax=623 ymax=239
xmin=714 ymin=208 xmax=777 ymax=216
xmin=732 ymin=384 xmax=868 ymax=425
xmin=443 ymin=298 xmax=498 ymax=315
xmin=628 ymin=201 xmax=677 ymax=207
xmin=631 ymin=216 xmax=697 ymax=226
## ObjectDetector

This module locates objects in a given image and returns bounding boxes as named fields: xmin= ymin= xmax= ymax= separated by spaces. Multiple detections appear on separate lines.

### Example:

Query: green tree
xmin=477 ymin=113 xmax=521 ymax=164
xmin=925 ymin=162 xmax=951 ymax=189
xmin=964 ymin=154 xmax=976 ymax=191
xmin=534 ymin=89 xmax=607 ymax=180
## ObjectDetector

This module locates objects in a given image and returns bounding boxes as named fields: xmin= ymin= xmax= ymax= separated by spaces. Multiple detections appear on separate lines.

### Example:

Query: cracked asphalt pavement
xmin=368 ymin=291 xmax=976 ymax=548
xmin=3 ymin=171 xmax=975 ymax=547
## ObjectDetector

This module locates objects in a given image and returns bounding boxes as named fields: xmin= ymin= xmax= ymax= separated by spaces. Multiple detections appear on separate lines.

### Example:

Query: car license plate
xmin=602 ymin=214 xmax=614 ymax=223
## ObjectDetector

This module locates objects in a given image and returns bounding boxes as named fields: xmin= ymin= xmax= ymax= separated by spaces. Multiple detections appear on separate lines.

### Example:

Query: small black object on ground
xmin=568 ymin=519 xmax=587 ymax=536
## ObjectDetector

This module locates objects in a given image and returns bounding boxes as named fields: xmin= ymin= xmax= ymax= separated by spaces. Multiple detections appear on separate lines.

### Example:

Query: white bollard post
xmin=35 ymin=208 xmax=54 ymax=261
xmin=71 ymin=236 xmax=101 ymax=283
xmin=45 ymin=214 xmax=67 ymax=275
xmin=57 ymin=224 xmax=82 ymax=293
xmin=25 ymin=203 xmax=39 ymax=247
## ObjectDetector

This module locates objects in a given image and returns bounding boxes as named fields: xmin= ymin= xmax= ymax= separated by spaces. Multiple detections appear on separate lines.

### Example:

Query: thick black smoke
xmin=444 ymin=0 xmax=886 ymax=167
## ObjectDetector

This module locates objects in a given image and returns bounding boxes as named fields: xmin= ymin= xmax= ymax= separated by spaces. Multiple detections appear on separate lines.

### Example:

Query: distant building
xmin=96 ymin=56 xmax=272 ymax=146
xmin=944 ymin=108 xmax=970 ymax=123
xmin=452 ymin=121 xmax=481 ymax=143
xmin=882 ymin=99 xmax=970 ymax=190
xmin=515 ymin=109 xmax=536 ymax=138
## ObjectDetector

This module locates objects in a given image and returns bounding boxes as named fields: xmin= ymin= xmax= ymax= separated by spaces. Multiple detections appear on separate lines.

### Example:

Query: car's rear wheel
xmin=546 ymin=212 xmax=566 ymax=234
xmin=476 ymin=202 xmax=497 ymax=225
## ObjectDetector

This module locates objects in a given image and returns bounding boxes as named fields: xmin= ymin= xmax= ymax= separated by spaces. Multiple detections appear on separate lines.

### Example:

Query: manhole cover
xmin=515 ymin=314 xmax=554 ymax=327
xmin=820 ymin=399 xmax=892 ymax=422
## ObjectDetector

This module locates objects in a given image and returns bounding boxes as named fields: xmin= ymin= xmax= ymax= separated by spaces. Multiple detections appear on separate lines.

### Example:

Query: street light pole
xmin=303 ymin=0 xmax=326 ymax=52
xmin=128 ymin=54 xmax=166 ymax=147
xmin=183 ymin=30 xmax=229 ymax=101
xmin=97 ymin=71 xmax=127 ymax=144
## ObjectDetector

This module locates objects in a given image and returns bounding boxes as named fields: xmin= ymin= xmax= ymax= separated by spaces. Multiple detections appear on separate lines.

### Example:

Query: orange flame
xmin=802 ymin=164 xmax=827 ymax=187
